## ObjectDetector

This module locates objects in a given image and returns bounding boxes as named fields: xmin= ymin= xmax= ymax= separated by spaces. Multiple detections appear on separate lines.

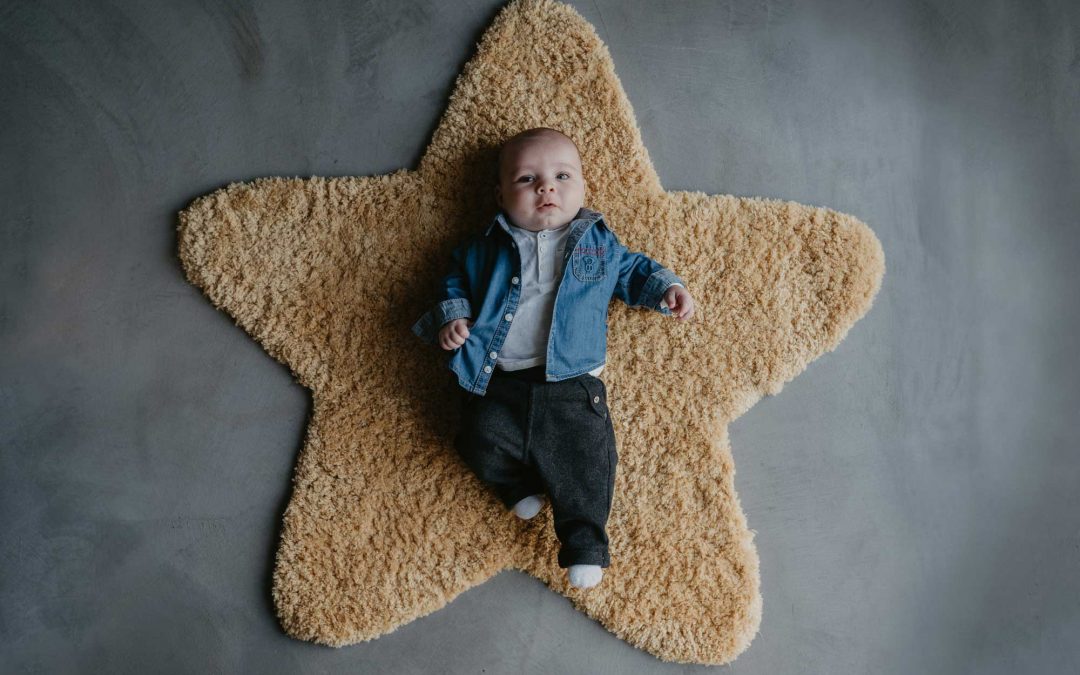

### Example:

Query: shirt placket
xmin=477 ymin=227 xmax=524 ymax=388
xmin=537 ymin=229 xmax=547 ymax=282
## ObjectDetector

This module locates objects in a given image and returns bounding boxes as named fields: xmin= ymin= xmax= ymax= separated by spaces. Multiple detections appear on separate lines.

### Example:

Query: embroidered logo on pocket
xmin=571 ymin=245 xmax=607 ymax=282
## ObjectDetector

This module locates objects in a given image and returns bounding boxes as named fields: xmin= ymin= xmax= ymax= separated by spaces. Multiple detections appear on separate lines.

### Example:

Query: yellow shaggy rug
xmin=177 ymin=0 xmax=884 ymax=665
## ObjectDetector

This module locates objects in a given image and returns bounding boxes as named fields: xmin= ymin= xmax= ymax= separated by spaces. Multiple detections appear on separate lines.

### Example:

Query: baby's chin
xmin=529 ymin=207 xmax=578 ymax=229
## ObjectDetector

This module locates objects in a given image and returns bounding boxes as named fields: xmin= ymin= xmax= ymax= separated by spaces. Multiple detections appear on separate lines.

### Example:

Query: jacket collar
xmin=484 ymin=206 xmax=605 ymax=237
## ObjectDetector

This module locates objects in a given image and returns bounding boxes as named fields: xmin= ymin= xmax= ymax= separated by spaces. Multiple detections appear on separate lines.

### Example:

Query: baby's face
xmin=496 ymin=136 xmax=586 ymax=232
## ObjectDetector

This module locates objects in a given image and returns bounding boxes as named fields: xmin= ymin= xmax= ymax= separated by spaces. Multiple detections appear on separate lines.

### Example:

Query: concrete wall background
xmin=2 ymin=1 xmax=1078 ymax=673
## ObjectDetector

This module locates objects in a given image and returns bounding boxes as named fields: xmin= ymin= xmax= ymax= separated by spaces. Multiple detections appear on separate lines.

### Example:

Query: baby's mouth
xmin=538 ymin=203 xmax=558 ymax=210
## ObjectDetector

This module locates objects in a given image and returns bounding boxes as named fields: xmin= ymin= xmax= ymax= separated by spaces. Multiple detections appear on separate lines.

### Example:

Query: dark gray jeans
xmin=453 ymin=364 xmax=618 ymax=568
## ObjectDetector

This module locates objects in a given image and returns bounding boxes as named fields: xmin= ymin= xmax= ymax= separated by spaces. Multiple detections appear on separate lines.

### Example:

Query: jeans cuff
xmin=501 ymin=487 xmax=544 ymax=511
xmin=558 ymin=546 xmax=610 ymax=568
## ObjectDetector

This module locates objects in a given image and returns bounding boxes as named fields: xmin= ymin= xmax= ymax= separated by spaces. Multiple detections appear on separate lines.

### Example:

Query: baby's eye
xmin=558 ymin=172 xmax=569 ymax=179
xmin=517 ymin=176 xmax=533 ymax=183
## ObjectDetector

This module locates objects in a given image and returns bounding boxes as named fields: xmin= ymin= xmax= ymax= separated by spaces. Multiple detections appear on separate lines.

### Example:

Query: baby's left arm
xmin=611 ymin=238 xmax=694 ymax=320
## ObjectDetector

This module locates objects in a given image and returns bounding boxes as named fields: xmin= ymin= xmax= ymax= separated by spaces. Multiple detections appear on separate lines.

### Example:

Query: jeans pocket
xmin=580 ymin=379 xmax=608 ymax=419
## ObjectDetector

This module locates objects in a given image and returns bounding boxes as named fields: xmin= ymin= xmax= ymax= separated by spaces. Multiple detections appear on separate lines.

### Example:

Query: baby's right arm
xmin=410 ymin=237 xmax=476 ymax=347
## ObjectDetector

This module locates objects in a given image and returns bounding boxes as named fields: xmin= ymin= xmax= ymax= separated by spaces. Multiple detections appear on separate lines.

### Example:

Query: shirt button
xmin=484 ymin=365 xmax=492 ymax=373
xmin=511 ymin=276 xmax=519 ymax=284
xmin=505 ymin=313 xmax=513 ymax=321
xmin=539 ymin=232 xmax=546 ymax=238
xmin=593 ymin=396 xmax=600 ymax=403
xmin=489 ymin=351 xmax=497 ymax=359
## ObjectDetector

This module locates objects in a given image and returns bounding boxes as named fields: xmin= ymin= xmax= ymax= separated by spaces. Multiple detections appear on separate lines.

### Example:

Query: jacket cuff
xmin=641 ymin=269 xmax=685 ymax=315
xmin=411 ymin=297 xmax=472 ymax=344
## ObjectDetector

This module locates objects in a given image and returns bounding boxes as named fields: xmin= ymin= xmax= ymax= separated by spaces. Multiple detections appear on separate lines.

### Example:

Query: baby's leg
xmin=453 ymin=379 xmax=546 ymax=512
xmin=528 ymin=375 xmax=617 ymax=583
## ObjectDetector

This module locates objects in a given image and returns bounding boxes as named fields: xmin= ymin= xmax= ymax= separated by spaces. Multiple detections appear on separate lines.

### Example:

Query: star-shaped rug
xmin=177 ymin=0 xmax=884 ymax=665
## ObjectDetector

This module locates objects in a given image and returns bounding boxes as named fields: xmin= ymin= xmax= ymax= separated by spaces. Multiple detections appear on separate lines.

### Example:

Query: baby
xmin=411 ymin=127 xmax=695 ymax=588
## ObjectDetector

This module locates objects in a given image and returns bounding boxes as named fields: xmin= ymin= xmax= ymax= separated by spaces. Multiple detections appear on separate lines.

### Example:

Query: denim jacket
xmin=411 ymin=207 xmax=685 ymax=395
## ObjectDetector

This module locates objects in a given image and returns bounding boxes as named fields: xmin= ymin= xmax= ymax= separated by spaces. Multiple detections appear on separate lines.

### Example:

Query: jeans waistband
xmin=492 ymin=364 xmax=549 ymax=383
xmin=492 ymin=364 xmax=598 ymax=385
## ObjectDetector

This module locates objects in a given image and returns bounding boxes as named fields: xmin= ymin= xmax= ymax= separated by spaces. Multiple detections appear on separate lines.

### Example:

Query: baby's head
xmin=495 ymin=127 xmax=586 ymax=232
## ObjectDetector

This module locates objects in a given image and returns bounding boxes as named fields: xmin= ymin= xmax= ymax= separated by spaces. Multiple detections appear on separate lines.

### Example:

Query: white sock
xmin=511 ymin=494 xmax=545 ymax=519
xmin=568 ymin=564 xmax=604 ymax=588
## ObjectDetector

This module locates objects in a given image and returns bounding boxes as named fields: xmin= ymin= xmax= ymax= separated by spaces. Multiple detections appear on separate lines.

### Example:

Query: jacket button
xmin=489 ymin=351 xmax=497 ymax=359
xmin=511 ymin=276 xmax=519 ymax=284
xmin=484 ymin=365 xmax=492 ymax=373
xmin=593 ymin=396 xmax=600 ymax=403
xmin=504 ymin=313 xmax=513 ymax=321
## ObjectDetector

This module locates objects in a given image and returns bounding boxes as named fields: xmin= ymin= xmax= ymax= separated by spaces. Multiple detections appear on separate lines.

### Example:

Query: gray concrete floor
xmin=2 ymin=1 xmax=1078 ymax=673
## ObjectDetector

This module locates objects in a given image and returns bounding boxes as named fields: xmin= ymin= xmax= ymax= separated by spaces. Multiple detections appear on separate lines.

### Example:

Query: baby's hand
xmin=438 ymin=318 xmax=474 ymax=350
xmin=663 ymin=285 xmax=696 ymax=321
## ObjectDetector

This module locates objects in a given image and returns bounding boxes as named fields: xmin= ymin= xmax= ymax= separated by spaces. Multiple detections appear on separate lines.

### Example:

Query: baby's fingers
xmin=678 ymin=301 xmax=696 ymax=321
xmin=438 ymin=325 xmax=460 ymax=350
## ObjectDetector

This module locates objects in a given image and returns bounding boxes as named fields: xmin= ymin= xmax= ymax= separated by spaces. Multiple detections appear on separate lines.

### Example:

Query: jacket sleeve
xmin=611 ymin=236 xmax=685 ymax=315
xmin=410 ymin=238 xmax=475 ymax=345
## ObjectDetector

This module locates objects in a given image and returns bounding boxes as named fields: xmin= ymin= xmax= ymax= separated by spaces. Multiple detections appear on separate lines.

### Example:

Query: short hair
xmin=497 ymin=127 xmax=580 ymax=179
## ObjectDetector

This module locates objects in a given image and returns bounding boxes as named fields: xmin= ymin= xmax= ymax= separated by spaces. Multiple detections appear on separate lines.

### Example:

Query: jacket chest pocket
xmin=571 ymin=246 xmax=607 ymax=282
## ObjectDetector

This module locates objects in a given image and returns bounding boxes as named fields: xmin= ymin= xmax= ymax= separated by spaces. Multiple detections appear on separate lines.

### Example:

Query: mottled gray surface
xmin=2 ymin=1 xmax=1078 ymax=673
